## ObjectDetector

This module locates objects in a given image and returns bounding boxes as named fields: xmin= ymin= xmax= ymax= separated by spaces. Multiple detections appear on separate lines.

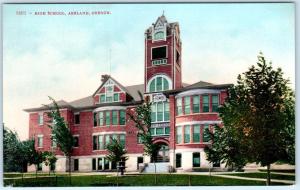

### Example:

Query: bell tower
xmin=144 ymin=14 xmax=182 ymax=93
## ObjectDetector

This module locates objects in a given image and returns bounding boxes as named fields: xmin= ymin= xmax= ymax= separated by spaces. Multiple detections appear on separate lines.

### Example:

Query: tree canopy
xmin=205 ymin=52 xmax=295 ymax=185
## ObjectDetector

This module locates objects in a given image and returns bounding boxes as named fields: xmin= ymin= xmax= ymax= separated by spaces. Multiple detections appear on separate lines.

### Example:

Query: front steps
xmin=142 ymin=163 xmax=170 ymax=173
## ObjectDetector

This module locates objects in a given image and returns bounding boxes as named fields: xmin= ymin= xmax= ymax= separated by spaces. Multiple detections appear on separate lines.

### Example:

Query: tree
xmin=46 ymin=97 xmax=74 ymax=183
xmin=3 ymin=126 xmax=22 ymax=172
xmin=43 ymin=151 xmax=58 ymax=175
xmin=208 ymin=52 xmax=295 ymax=185
xmin=127 ymin=94 xmax=160 ymax=184
xmin=105 ymin=138 xmax=128 ymax=185
xmin=204 ymin=125 xmax=247 ymax=171
xmin=28 ymin=147 xmax=44 ymax=178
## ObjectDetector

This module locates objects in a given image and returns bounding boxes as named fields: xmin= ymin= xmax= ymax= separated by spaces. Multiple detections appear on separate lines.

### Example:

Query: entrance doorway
xmin=155 ymin=142 xmax=169 ymax=162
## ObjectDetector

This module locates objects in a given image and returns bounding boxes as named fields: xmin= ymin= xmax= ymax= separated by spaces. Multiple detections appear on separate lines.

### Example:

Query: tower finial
xmin=162 ymin=10 xmax=165 ymax=16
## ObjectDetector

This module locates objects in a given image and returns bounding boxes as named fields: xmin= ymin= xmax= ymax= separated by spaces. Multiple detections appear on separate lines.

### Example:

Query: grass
xmin=3 ymin=174 xmax=287 ymax=187
xmin=224 ymin=172 xmax=295 ymax=181
xmin=4 ymin=172 xmax=68 ymax=178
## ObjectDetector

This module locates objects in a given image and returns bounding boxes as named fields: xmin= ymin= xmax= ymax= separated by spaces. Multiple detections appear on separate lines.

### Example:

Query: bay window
xmin=193 ymin=125 xmax=200 ymax=143
xmin=184 ymin=125 xmax=190 ymax=143
xmin=184 ymin=96 xmax=191 ymax=114
xmin=176 ymin=98 xmax=182 ymax=115
xmin=176 ymin=126 xmax=182 ymax=144
xmin=202 ymin=95 xmax=209 ymax=112
xmin=212 ymin=95 xmax=219 ymax=112
xmin=192 ymin=95 xmax=200 ymax=113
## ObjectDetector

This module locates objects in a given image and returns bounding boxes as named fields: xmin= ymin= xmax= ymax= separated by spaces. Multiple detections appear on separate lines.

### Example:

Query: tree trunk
xmin=154 ymin=161 xmax=157 ymax=185
xmin=35 ymin=165 xmax=38 ymax=179
xmin=266 ymin=164 xmax=271 ymax=186
xmin=68 ymin=155 xmax=72 ymax=185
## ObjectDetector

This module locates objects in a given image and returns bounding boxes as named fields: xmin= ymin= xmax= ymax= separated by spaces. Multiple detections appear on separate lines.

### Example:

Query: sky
xmin=3 ymin=3 xmax=295 ymax=140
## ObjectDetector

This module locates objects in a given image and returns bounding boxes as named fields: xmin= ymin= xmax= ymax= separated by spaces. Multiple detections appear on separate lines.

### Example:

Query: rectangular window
xmin=156 ymin=77 xmax=163 ymax=91
xmin=150 ymin=128 xmax=155 ymax=135
xmin=99 ymin=135 xmax=104 ymax=150
xmin=137 ymin=134 xmax=143 ymax=144
xmin=203 ymin=125 xmax=210 ymax=142
xmin=99 ymin=112 xmax=104 ymax=126
xmin=184 ymin=96 xmax=191 ymax=114
xmin=176 ymin=153 xmax=182 ymax=168
xmin=106 ymin=96 xmax=112 ymax=102
xmin=38 ymin=114 xmax=43 ymax=125
xmin=98 ymin=158 xmax=103 ymax=170
xmin=104 ymin=158 xmax=109 ymax=170
xmin=38 ymin=163 xmax=42 ymax=171
xmin=73 ymin=136 xmax=79 ymax=147
xmin=164 ymin=102 xmax=170 ymax=121
xmin=113 ymin=93 xmax=119 ymax=102
xmin=193 ymin=125 xmax=200 ymax=143
xmin=51 ymin=135 xmax=57 ymax=148
xmin=152 ymin=46 xmax=167 ymax=59
xmin=119 ymin=110 xmax=126 ymax=125
xmin=74 ymin=159 xmax=79 ymax=171
xmin=105 ymin=111 xmax=110 ymax=126
xmin=193 ymin=95 xmax=200 ymax=113
xmin=212 ymin=95 xmax=219 ymax=112
xmin=74 ymin=113 xmax=80 ymax=124
xmin=176 ymin=126 xmax=182 ymax=144
xmin=100 ymin=94 xmax=105 ymax=103
xmin=112 ymin=134 xmax=118 ymax=141
xmin=93 ymin=113 xmax=97 ymax=127
xmin=151 ymin=104 xmax=157 ymax=122
xmin=92 ymin=158 xmax=96 ymax=170
xmin=93 ymin=136 xmax=98 ymax=150
xmin=112 ymin=111 xmax=118 ymax=125
xmin=165 ymin=127 xmax=170 ymax=135
xmin=37 ymin=136 xmax=43 ymax=147
xmin=184 ymin=125 xmax=190 ymax=143
xmin=213 ymin=161 xmax=221 ymax=167
xmin=105 ymin=135 xmax=110 ymax=147
xmin=156 ymin=127 xmax=164 ymax=135
xmin=176 ymin=98 xmax=182 ymax=115
xmin=157 ymin=102 xmax=163 ymax=121
xmin=193 ymin=153 xmax=200 ymax=167
xmin=119 ymin=134 xmax=125 ymax=147
xmin=202 ymin=95 xmax=209 ymax=112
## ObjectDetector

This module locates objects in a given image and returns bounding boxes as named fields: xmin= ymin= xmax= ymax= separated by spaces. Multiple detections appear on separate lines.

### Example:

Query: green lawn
xmin=4 ymin=173 xmax=68 ymax=178
xmin=4 ymin=174 xmax=287 ymax=187
xmin=224 ymin=172 xmax=295 ymax=181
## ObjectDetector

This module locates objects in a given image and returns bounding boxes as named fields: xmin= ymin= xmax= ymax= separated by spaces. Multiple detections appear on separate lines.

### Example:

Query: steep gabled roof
xmin=92 ymin=75 xmax=131 ymax=97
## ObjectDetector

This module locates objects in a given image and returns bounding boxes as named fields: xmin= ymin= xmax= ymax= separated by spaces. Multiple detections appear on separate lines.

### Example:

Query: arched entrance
xmin=155 ymin=142 xmax=169 ymax=162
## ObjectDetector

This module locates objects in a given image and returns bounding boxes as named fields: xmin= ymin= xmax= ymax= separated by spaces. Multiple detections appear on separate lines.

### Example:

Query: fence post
xmin=55 ymin=175 xmax=58 ymax=186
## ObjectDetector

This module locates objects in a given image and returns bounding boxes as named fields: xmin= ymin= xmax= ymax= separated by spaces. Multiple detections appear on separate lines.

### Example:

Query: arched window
xmin=148 ymin=75 xmax=171 ymax=92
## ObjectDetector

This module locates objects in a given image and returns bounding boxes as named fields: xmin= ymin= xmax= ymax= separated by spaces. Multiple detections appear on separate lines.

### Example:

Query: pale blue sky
xmin=3 ymin=3 xmax=295 ymax=140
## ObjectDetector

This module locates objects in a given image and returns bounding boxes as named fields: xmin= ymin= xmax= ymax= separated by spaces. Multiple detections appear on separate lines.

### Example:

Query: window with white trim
xmin=148 ymin=76 xmax=170 ymax=92
xmin=37 ymin=136 xmax=43 ymax=147
xmin=151 ymin=102 xmax=170 ymax=122
xmin=38 ymin=113 xmax=43 ymax=125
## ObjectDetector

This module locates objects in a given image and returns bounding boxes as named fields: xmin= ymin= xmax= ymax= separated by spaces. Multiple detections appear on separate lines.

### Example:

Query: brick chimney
xmin=101 ymin=74 xmax=110 ymax=83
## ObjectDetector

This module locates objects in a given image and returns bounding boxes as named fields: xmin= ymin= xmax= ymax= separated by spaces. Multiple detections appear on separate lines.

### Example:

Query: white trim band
xmin=92 ymin=131 xmax=126 ymax=136
xmin=175 ymin=89 xmax=221 ymax=98
xmin=176 ymin=120 xmax=222 ymax=126
xmin=93 ymin=106 xmax=127 ymax=112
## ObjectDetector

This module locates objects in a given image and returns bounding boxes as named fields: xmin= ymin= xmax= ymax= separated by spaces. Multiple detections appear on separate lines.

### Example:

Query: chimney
xmin=101 ymin=74 xmax=110 ymax=82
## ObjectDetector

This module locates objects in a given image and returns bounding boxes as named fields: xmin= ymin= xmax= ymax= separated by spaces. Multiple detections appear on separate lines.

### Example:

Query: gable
xmin=93 ymin=77 xmax=128 ymax=104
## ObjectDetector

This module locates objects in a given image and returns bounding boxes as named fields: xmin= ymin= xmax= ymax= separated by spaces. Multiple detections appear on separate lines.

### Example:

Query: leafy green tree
xmin=105 ymin=138 xmax=128 ymax=186
xmin=3 ymin=126 xmax=22 ymax=172
xmin=127 ymin=94 xmax=160 ymax=183
xmin=209 ymin=52 xmax=295 ymax=185
xmin=43 ymin=151 xmax=57 ymax=175
xmin=205 ymin=125 xmax=247 ymax=171
xmin=46 ymin=97 xmax=74 ymax=183
xmin=29 ymin=147 xmax=44 ymax=178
